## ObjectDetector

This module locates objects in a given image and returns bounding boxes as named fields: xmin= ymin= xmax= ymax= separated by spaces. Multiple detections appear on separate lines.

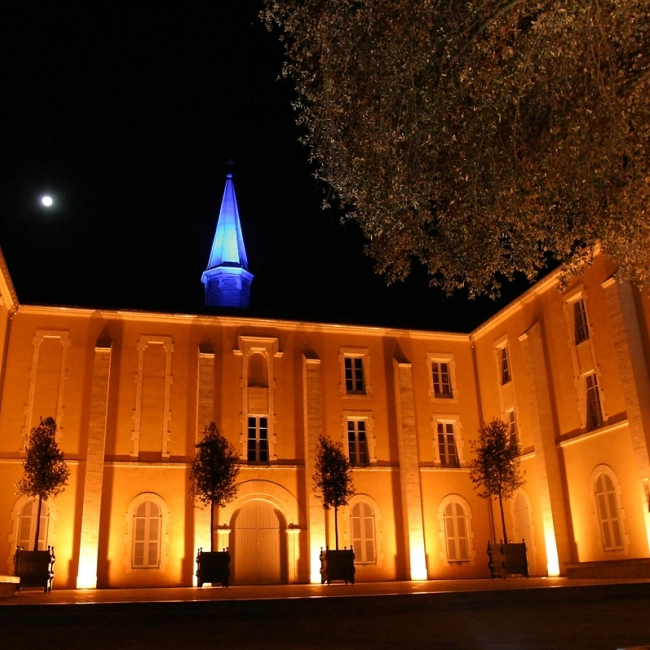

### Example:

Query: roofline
xmin=470 ymin=265 xmax=563 ymax=339
xmin=0 ymin=246 xmax=19 ymax=313
xmin=14 ymin=303 xmax=470 ymax=341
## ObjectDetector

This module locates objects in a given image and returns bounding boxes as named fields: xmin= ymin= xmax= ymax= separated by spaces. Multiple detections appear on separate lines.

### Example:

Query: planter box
xmin=320 ymin=548 xmax=355 ymax=585
xmin=196 ymin=549 xmax=230 ymax=587
xmin=0 ymin=576 xmax=20 ymax=598
xmin=13 ymin=547 xmax=55 ymax=592
xmin=487 ymin=541 xmax=528 ymax=579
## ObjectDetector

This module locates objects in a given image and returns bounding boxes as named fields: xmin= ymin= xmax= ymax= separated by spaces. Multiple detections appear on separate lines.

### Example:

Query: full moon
xmin=41 ymin=196 xmax=53 ymax=207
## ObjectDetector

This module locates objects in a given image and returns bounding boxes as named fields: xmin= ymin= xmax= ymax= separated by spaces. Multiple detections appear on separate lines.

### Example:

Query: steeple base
xmin=202 ymin=267 xmax=254 ymax=309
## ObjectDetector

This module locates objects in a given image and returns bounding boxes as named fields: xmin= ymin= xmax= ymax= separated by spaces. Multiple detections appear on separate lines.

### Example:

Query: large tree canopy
xmin=264 ymin=0 xmax=650 ymax=296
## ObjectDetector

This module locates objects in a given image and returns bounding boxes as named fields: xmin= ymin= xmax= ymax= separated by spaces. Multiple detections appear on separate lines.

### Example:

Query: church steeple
xmin=201 ymin=172 xmax=254 ymax=308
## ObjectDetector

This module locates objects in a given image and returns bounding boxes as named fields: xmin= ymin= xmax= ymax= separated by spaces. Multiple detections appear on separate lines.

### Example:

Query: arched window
xmin=594 ymin=472 xmax=624 ymax=551
xmin=132 ymin=500 xmax=162 ymax=569
xmin=443 ymin=500 xmax=470 ymax=562
xmin=17 ymin=500 xmax=49 ymax=551
xmin=248 ymin=353 xmax=268 ymax=388
xmin=350 ymin=501 xmax=376 ymax=564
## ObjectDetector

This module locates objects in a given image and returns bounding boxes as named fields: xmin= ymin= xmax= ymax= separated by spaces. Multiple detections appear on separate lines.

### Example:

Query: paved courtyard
xmin=2 ymin=578 xmax=650 ymax=649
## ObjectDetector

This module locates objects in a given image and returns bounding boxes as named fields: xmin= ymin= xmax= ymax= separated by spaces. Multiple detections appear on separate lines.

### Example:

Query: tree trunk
xmin=210 ymin=501 xmax=215 ymax=552
xmin=334 ymin=506 xmax=339 ymax=550
xmin=498 ymin=489 xmax=508 ymax=543
xmin=34 ymin=496 xmax=43 ymax=551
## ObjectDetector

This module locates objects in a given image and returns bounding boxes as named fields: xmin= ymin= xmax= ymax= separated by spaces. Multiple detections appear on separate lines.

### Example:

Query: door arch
xmin=231 ymin=500 xmax=287 ymax=584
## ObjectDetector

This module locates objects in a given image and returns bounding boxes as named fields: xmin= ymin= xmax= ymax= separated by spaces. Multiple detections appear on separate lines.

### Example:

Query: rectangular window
xmin=507 ymin=409 xmax=518 ymax=446
xmin=501 ymin=346 xmax=511 ymax=384
xmin=344 ymin=357 xmax=365 ymax=394
xmin=586 ymin=374 xmax=603 ymax=430
xmin=574 ymin=299 xmax=589 ymax=344
xmin=437 ymin=422 xmax=459 ymax=468
xmin=432 ymin=362 xmax=453 ymax=398
xmin=247 ymin=416 xmax=269 ymax=462
xmin=347 ymin=419 xmax=368 ymax=466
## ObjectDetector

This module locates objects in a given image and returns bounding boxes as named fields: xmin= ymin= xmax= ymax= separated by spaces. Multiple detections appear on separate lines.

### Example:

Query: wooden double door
xmin=231 ymin=500 xmax=287 ymax=584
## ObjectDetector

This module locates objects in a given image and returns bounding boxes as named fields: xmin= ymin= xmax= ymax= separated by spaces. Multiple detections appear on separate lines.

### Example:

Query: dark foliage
xmin=190 ymin=422 xmax=240 ymax=551
xmin=16 ymin=417 xmax=69 ymax=550
xmin=313 ymin=435 xmax=355 ymax=549
xmin=265 ymin=0 xmax=650 ymax=296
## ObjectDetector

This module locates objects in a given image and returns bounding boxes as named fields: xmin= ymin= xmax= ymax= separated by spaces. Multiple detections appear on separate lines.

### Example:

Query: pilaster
xmin=519 ymin=322 xmax=571 ymax=575
xmin=602 ymin=277 xmax=650 ymax=552
xmin=76 ymin=342 xmax=112 ymax=588
xmin=393 ymin=359 xmax=427 ymax=580
xmin=302 ymin=353 xmax=326 ymax=582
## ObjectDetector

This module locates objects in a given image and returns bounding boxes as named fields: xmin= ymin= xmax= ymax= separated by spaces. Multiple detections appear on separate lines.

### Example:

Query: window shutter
xmin=133 ymin=516 xmax=146 ymax=567
xmin=38 ymin=506 xmax=49 ymax=550
xmin=444 ymin=501 xmax=469 ymax=561
xmin=350 ymin=501 xmax=376 ymax=564
xmin=147 ymin=516 xmax=160 ymax=567
xmin=363 ymin=507 xmax=375 ymax=563
xmin=595 ymin=473 xmax=623 ymax=551
xmin=17 ymin=502 xmax=33 ymax=549
xmin=444 ymin=503 xmax=457 ymax=560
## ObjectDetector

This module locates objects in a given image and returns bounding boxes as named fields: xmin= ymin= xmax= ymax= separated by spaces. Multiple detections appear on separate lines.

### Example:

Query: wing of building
xmin=1 ymin=238 xmax=650 ymax=588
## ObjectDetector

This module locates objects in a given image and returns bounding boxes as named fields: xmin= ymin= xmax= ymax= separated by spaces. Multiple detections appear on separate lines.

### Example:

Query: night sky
xmin=1 ymin=1 xmax=531 ymax=332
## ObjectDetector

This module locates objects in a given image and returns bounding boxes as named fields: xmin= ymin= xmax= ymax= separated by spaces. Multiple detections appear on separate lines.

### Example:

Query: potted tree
xmin=469 ymin=418 xmax=527 ymax=578
xmin=190 ymin=422 xmax=240 ymax=587
xmin=313 ymin=435 xmax=356 ymax=584
xmin=14 ymin=417 xmax=70 ymax=591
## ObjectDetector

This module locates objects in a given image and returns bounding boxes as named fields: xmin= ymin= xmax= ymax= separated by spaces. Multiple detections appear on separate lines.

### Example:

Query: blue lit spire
xmin=201 ymin=172 xmax=254 ymax=308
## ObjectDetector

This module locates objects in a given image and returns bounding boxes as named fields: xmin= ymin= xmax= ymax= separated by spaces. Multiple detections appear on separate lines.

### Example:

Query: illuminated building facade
xmin=1 ymin=235 xmax=649 ymax=588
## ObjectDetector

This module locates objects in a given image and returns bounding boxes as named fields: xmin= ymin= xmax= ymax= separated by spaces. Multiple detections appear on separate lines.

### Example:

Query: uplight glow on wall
xmin=544 ymin=529 xmax=561 ymax=577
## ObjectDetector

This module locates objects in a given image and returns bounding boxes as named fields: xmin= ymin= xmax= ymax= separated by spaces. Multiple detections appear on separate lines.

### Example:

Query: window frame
xmin=432 ymin=416 xmax=465 ymax=467
xmin=247 ymin=415 xmax=269 ymax=463
xmin=342 ymin=412 xmax=376 ymax=465
xmin=438 ymin=495 xmax=475 ymax=565
xmin=506 ymin=408 xmax=519 ymax=446
xmin=585 ymin=372 xmax=604 ymax=431
xmin=7 ymin=497 xmax=59 ymax=573
xmin=132 ymin=500 xmax=163 ymax=569
xmin=589 ymin=465 xmax=627 ymax=553
xmin=500 ymin=346 xmax=512 ymax=385
xmin=15 ymin=499 xmax=51 ymax=551
xmin=427 ymin=354 xmax=458 ymax=401
xmin=350 ymin=500 xmax=377 ymax=564
xmin=574 ymin=298 xmax=590 ymax=345
xmin=340 ymin=348 xmax=371 ymax=397
xmin=124 ymin=493 xmax=169 ymax=574
xmin=436 ymin=421 xmax=460 ymax=468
